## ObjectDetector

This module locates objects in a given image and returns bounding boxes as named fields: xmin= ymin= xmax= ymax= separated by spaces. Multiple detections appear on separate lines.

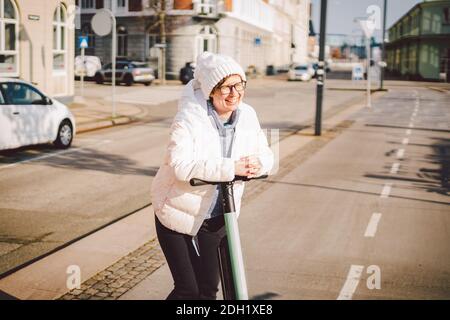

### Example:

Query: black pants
xmin=155 ymin=214 xmax=226 ymax=300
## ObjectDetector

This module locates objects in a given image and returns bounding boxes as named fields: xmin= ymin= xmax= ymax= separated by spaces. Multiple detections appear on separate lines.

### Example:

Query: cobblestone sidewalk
xmin=58 ymin=238 xmax=165 ymax=300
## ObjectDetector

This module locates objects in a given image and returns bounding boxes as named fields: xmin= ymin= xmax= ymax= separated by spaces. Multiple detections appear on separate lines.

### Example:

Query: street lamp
xmin=380 ymin=0 xmax=387 ymax=91
xmin=315 ymin=0 xmax=328 ymax=136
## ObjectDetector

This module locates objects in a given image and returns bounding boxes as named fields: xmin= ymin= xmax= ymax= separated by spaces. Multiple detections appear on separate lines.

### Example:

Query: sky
xmin=310 ymin=0 xmax=423 ymax=42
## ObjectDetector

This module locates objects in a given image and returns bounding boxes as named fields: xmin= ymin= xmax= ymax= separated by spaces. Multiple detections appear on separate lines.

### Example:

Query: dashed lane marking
xmin=364 ymin=213 xmax=382 ymax=237
xmin=380 ymin=183 xmax=392 ymax=198
xmin=390 ymin=162 xmax=400 ymax=174
xmin=337 ymin=265 xmax=365 ymax=300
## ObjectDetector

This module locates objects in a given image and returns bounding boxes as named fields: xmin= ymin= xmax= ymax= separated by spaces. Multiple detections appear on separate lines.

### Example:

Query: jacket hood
xmin=178 ymin=79 xmax=207 ymax=115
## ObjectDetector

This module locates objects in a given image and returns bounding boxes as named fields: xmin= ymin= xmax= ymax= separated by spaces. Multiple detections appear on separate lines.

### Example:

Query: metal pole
xmin=315 ymin=0 xmax=327 ymax=136
xmin=380 ymin=0 xmax=387 ymax=90
xmin=366 ymin=36 xmax=372 ymax=107
xmin=220 ymin=182 xmax=249 ymax=300
xmin=111 ymin=14 xmax=117 ymax=118
xmin=161 ymin=0 xmax=167 ymax=85
xmin=81 ymin=47 xmax=85 ymax=98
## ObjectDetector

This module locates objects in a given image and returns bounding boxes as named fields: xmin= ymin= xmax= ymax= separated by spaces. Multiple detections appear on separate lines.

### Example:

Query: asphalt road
xmin=238 ymin=87 xmax=450 ymax=299
xmin=0 ymin=122 xmax=170 ymax=274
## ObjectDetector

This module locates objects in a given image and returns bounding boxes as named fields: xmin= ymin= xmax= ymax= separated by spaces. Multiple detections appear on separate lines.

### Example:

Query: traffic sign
xmin=92 ymin=10 xmax=113 ymax=36
xmin=79 ymin=36 xmax=88 ymax=49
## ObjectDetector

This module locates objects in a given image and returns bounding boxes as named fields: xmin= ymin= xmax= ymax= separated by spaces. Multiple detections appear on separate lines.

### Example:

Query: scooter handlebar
xmin=189 ymin=174 xmax=268 ymax=187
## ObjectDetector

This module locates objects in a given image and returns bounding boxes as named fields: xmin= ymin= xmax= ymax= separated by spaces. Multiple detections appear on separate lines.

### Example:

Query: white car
xmin=288 ymin=64 xmax=315 ymax=81
xmin=75 ymin=55 xmax=102 ymax=78
xmin=0 ymin=79 xmax=76 ymax=151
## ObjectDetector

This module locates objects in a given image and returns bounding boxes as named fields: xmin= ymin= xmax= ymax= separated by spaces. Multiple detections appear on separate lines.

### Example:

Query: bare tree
xmin=146 ymin=0 xmax=167 ymax=84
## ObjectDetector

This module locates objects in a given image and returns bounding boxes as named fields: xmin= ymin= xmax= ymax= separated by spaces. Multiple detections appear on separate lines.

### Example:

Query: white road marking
xmin=406 ymin=129 xmax=412 ymax=135
xmin=408 ymin=122 xmax=414 ymax=128
xmin=337 ymin=265 xmax=365 ymax=300
xmin=397 ymin=149 xmax=405 ymax=159
xmin=380 ymin=183 xmax=392 ymax=198
xmin=390 ymin=162 xmax=400 ymax=174
xmin=402 ymin=138 xmax=409 ymax=145
xmin=364 ymin=213 xmax=382 ymax=237
xmin=0 ymin=140 xmax=112 ymax=171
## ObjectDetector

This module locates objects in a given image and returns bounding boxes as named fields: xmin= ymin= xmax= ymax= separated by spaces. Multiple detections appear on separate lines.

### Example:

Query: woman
xmin=151 ymin=52 xmax=274 ymax=300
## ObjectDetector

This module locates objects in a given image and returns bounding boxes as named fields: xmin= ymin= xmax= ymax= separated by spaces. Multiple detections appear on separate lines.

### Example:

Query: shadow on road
xmin=365 ymin=137 xmax=450 ymax=197
xmin=0 ymin=144 xmax=158 ymax=177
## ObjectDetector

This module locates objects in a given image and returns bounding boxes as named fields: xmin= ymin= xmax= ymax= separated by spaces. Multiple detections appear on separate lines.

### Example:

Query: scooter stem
xmin=221 ymin=182 xmax=249 ymax=300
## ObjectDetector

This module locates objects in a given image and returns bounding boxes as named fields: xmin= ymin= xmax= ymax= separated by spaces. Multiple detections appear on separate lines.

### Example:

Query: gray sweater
xmin=204 ymin=99 xmax=241 ymax=219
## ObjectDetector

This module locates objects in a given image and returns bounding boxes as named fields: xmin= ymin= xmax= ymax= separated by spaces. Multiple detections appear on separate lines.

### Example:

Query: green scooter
xmin=190 ymin=175 xmax=268 ymax=300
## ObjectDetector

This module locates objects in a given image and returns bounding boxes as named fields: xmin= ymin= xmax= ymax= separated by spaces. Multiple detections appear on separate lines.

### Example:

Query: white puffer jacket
xmin=151 ymin=80 xmax=274 ymax=236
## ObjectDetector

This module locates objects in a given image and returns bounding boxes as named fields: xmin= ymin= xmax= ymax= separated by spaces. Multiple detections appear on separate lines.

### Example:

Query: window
xmin=53 ymin=4 xmax=68 ymax=71
xmin=194 ymin=0 xmax=215 ymax=15
xmin=117 ymin=25 xmax=128 ymax=57
xmin=80 ymin=0 xmax=104 ymax=8
xmin=443 ymin=8 xmax=450 ymax=25
xmin=117 ymin=0 xmax=126 ymax=8
xmin=148 ymin=34 xmax=161 ymax=49
xmin=195 ymin=25 xmax=217 ymax=58
xmin=128 ymin=0 xmax=142 ymax=12
xmin=1 ymin=83 xmax=45 ymax=105
xmin=81 ymin=0 xmax=95 ymax=8
xmin=0 ymin=0 xmax=19 ymax=77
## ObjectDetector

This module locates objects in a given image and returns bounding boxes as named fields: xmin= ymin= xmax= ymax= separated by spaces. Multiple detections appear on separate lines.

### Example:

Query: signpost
xmin=78 ymin=36 xmax=88 ymax=98
xmin=359 ymin=19 xmax=375 ymax=108
xmin=91 ymin=9 xmax=117 ymax=118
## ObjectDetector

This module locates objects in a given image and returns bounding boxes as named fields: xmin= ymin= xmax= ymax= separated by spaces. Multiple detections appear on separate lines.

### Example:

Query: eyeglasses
xmin=218 ymin=81 xmax=247 ymax=95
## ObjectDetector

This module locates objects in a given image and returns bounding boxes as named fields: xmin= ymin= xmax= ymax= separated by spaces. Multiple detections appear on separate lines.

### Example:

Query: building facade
xmin=77 ymin=0 xmax=310 ymax=79
xmin=386 ymin=0 xmax=450 ymax=82
xmin=0 ymin=0 xmax=75 ymax=100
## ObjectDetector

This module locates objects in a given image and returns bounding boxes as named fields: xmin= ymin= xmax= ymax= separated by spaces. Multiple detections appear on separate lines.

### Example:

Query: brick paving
xmin=58 ymin=238 xmax=165 ymax=300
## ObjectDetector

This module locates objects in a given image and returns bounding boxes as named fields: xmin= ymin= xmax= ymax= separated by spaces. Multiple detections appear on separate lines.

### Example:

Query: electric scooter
xmin=190 ymin=174 xmax=268 ymax=300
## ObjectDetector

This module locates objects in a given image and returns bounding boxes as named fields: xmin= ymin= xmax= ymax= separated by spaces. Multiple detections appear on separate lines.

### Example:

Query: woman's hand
xmin=235 ymin=155 xmax=262 ymax=178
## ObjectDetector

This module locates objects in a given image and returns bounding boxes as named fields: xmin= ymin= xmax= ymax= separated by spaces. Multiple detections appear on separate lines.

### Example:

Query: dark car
xmin=94 ymin=61 xmax=155 ymax=86
xmin=179 ymin=62 xmax=195 ymax=85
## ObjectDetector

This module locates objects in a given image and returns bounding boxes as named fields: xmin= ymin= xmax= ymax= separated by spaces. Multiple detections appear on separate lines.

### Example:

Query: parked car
xmin=75 ymin=55 xmax=102 ymax=79
xmin=94 ymin=61 xmax=155 ymax=86
xmin=277 ymin=63 xmax=294 ymax=73
xmin=179 ymin=62 xmax=195 ymax=85
xmin=0 ymin=78 xmax=76 ymax=151
xmin=288 ymin=64 xmax=315 ymax=81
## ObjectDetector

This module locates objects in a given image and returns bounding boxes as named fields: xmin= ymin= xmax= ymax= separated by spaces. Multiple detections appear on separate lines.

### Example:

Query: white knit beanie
xmin=194 ymin=51 xmax=247 ymax=99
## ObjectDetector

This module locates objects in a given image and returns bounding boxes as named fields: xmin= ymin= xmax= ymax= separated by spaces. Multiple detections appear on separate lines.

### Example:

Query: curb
xmin=76 ymin=116 xmax=137 ymax=134
xmin=327 ymin=87 xmax=389 ymax=93
xmin=427 ymin=86 xmax=449 ymax=94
